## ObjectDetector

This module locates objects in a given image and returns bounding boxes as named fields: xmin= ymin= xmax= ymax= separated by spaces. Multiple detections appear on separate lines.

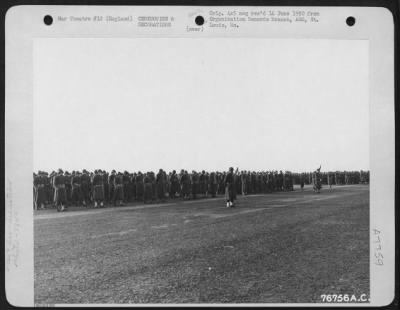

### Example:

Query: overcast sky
xmin=33 ymin=38 xmax=368 ymax=173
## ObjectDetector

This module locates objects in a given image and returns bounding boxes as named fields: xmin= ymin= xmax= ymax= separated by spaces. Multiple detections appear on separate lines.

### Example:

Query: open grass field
xmin=34 ymin=185 xmax=369 ymax=304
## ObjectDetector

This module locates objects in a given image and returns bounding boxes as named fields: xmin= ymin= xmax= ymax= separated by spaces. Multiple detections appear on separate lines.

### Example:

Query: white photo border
xmin=5 ymin=5 xmax=395 ymax=307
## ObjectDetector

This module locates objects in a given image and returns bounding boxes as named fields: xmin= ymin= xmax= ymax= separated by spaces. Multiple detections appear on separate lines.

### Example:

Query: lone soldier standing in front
xmin=224 ymin=167 xmax=237 ymax=208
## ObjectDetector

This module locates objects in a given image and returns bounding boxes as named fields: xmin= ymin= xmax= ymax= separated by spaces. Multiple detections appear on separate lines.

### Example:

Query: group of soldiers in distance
xmin=33 ymin=168 xmax=370 ymax=212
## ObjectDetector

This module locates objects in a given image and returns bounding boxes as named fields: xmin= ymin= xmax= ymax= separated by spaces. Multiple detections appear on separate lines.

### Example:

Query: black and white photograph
xmin=5 ymin=5 xmax=395 ymax=307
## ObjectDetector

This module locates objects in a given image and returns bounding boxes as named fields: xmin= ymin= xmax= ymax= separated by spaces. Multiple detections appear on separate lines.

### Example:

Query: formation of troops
xmin=33 ymin=168 xmax=370 ymax=211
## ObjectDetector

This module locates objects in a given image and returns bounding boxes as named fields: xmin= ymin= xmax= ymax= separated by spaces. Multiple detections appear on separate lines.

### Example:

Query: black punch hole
xmin=44 ymin=15 xmax=53 ymax=26
xmin=195 ymin=15 xmax=204 ymax=26
xmin=346 ymin=16 xmax=355 ymax=27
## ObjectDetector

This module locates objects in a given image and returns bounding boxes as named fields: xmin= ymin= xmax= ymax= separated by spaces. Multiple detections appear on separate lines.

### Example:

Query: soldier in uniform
xmin=43 ymin=172 xmax=51 ymax=204
xmin=49 ymin=171 xmax=56 ymax=205
xmin=180 ymin=170 xmax=191 ymax=200
xmin=257 ymin=172 xmax=263 ymax=193
xmin=156 ymin=169 xmax=166 ymax=202
xmin=123 ymin=171 xmax=131 ymax=203
xmin=219 ymin=172 xmax=226 ymax=195
xmin=199 ymin=171 xmax=207 ymax=197
xmin=278 ymin=171 xmax=284 ymax=191
xmin=64 ymin=171 xmax=72 ymax=206
xmin=251 ymin=172 xmax=257 ymax=194
xmin=80 ymin=169 xmax=91 ymax=206
xmin=89 ymin=171 xmax=94 ymax=202
xmin=53 ymin=169 xmax=67 ymax=211
xmin=149 ymin=171 xmax=156 ymax=202
xmin=313 ymin=165 xmax=322 ymax=193
xmin=166 ymin=172 xmax=171 ymax=197
xmin=288 ymin=171 xmax=294 ymax=191
xmin=113 ymin=172 xmax=124 ymax=206
xmin=328 ymin=172 xmax=333 ymax=189
xmin=282 ymin=171 xmax=287 ymax=191
xmin=271 ymin=171 xmax=277 ymax=192
xmin=103 ymin=170 xmax=109 ymax=203
xmin=260 ymin=172 xmax=264 ymax=193
xmin=235 ymin=171 xmax=241 ymax=196
xmin=143 ymin=172 xmax=153 ymax=203
xmin=224 ymin=167 xmax=237 ymax=207
xmin=233 ymin=168 xmax=239 ymax=201
xmin=169 ymin=170 xmax=179 ymax=198
xmin=33 ymin=171 xmax=46 ymax=210
xmin=70 ymin=171 xmax=82 ymax=206
xmin=300 ymin=173 xmax=305 ymax=190
xmin=344 ymin=171 xmax=349 ymax=185
xmin=130 ymin=173 xmax=137 ymax=201
xmin=135 ymin=171 xmax=144 ymax=201
xmin=246 ymin=171 xmax=252 ymax=194
xmin=208 ymin=171 xmax=217 ymax=198
xmin=109 ymin=170 xmax=116 ymax=202
xmin=215 ymin=172 xmax=222 ymax=195
xmin=51 ymin=171 xmax=56 ymax=199
xmin=205 ymin=172 xmax=210 ymax=197
xmin=162 ymin=170 xmax=168 ymax=198
xmin=92 ymin=170 xmax=105 ymax=207
xmin=128 ymin=172 xmax=135 ymax=202
xmin=266 ymin=171 xmax=272 ymax=192
xmin=191 ymin=170 xmax=199 ymax=200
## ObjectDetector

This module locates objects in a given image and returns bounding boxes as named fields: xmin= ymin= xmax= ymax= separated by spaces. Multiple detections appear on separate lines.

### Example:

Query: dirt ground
xmin=34 ymin=185 xmax=369 ymax=304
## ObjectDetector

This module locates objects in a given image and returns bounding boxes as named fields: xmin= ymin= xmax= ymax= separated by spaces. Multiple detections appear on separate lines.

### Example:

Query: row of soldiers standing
xmin=34 ymin=168 xmax=369 ymax=211
xmin=33 ymin=169 xmax=296 ymax=211
xmin=291 ymin=170 xmax=370 ymax=186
